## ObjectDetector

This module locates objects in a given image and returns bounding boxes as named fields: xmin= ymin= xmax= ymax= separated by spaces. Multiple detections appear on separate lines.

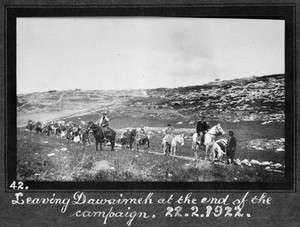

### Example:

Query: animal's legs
xmin=95 ymin=140 xmax=99 ymax=151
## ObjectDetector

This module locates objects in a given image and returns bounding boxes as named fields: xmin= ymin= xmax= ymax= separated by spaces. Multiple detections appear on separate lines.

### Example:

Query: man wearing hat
xmin=162 ymin=124 xmax=174 ymax=155
xmin=196 ymin=115 xmax=209 ymax=145
xmin=99 ymin=112 xmax=110 ymax=135
xmin=120 ymin=128 xmax=131 ymax=148
xmin=121 ymin=128 xmax=130 ymax=140
xmin=136 ymin=125 xmax=147 ymax=143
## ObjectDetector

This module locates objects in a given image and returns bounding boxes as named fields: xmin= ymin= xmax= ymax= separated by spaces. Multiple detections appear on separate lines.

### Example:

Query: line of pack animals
xmin=25 ymin=120 xmax=230 ymax=162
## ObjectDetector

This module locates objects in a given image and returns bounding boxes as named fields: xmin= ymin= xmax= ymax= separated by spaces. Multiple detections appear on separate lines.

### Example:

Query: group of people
xmin=160 ymin=114 xmax=237 ymax=164
xmin=98 ymin=112 xmax=148 ymax=146
xmin=120 ymin=125 xmax=148 ymax=144
xmin=30 ymin=111 xmax=236 ymax=163
xmin=195 ymin=115 xmax=237 ymax=164
xmin=101 ymin=111 xmax=236 ymax=164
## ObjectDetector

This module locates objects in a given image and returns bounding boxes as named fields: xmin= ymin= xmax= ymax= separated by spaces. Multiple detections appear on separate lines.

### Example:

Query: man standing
xmin=196 ymin=115 xmax=209 ymax=145
xmin=227 ymin=131 xmax=237 ymax=164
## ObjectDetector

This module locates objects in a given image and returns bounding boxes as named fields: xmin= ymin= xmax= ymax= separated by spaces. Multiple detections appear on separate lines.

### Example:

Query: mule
xmin=26 ymin=120 xmax=34 ymax=132
xmin=192 ymin=123 xmax=225 ymax=160
xmin=171 ymin=134 xmax=185 ymax=156
xmin=162 ymin=134 xmax=173 ymax=156
xmin=136 ymin=135 xmax=150 ymax=152
xmin=87 ymin=122 xmax=116 ymax=151
xmin=191 ymin=133 xmax=202 ymax=161
xmin=34 ymin=122 xmax=43 ymax=134
xmin=80 ymin=128 xmax=91 ymax=144
xmin=120 ymin=129 xmax=137 ymax=150
xmin=210 ymin=138 xmax=227 ymax=163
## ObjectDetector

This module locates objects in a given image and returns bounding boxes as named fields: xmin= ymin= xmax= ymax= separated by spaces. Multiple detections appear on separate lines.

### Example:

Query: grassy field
xmin=17 ymin=120 xmax=285 ymax=182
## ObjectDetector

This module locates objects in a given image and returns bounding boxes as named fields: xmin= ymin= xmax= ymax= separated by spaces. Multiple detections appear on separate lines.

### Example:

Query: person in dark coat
xmin=99 ymin=112 xmax=111 ymax=138
xmin=227 ymin=131 xmax=237 ymax=164
xmin=196 ymin=115 xmax=210 ymax=145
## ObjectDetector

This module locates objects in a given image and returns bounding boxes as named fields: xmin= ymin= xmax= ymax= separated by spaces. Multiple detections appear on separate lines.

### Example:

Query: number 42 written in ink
xmin=9 ymin=181 xmax=29 ymax=190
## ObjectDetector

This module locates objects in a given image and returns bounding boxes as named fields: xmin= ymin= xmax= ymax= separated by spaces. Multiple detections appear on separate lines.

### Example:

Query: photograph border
xmin=6 ymin=3 xmax=296 ymax=192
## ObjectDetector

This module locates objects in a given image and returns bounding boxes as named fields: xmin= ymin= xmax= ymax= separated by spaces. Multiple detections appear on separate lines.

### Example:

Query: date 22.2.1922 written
xmin=165 ymin=206 xmax=250 ymax=218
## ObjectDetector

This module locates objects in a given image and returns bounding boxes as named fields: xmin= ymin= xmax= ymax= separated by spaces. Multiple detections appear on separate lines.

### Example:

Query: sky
xmin=17 ymin=17 xmax=285 ymax=94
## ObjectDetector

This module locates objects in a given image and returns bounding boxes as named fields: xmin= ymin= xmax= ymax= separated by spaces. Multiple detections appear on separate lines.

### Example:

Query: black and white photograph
xmin=1 ymin=1 xmax=299 ymax=227
xmin=16 ymin=16 xmax=286 ymax=184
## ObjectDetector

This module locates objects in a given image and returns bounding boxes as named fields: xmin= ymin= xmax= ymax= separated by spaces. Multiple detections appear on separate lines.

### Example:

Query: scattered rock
xmin=272 ymin=163 xmax=283 ymax=169
xmin=260 ymin=161 xmax=271 ymax=166
xmin=91 ymin=160 xmax=113 ymax=172
xmin=261 ymin=121 xmax=272 ymax=125
xmin=247 ymin=138 xmax=285 ymax=151
xmin=250 ymin=159 xmax=261 ymax=165
xmin=241 ymin=159 xmax=250 ymax=166
xmin=265 ymin=166 xmax=271 ymax=171
xmin=253 ymin=146 xmax=264 ymax=150
xmin=235 ymin=159 xmax=242 ymax=165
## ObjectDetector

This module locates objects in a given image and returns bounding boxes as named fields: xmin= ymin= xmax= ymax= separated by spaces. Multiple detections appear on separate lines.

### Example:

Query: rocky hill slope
xmin=17 ymin=74 xmax=285 ymax=124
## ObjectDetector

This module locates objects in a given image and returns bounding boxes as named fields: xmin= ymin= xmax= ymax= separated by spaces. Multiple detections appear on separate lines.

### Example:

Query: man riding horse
xmin=162 ymin=124 xmax=174 ymax=155
xmin=99 ymin=112 xmax=112 ymax=139
xmin=136 ymin=125 xmax=150 ymax=151
xmin=136 ymin=125 xmax=147 ymax=143
xmin=196 ymin=114 xmax=209 ymax=146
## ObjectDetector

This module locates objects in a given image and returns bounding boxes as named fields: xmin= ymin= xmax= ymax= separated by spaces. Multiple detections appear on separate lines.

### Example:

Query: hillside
xmin=17 ymin=74 xmax=285 ymax=126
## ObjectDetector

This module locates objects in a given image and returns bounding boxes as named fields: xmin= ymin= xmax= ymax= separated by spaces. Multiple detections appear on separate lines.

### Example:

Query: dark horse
xmin=136 ymin=136 xmax=150 ymax=152
xmin=87 ymin=122 xmax=116 ymax=151
xmin=34 ymin=122 xmax=43 ymax=134
xmin=120 ymin=129 xmax=137 ymax=150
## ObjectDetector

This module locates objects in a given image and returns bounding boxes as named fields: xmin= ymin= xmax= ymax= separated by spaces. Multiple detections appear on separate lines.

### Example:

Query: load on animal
xmin=24 ymin=112 xmax=237 ymax=165
xmin=25 ymin=119 xmax=92 ymax=144
xmin=119 ymin=126 xmax=150 ymax=151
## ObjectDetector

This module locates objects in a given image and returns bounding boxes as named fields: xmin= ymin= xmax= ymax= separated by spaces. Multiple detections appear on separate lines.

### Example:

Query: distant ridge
xmin=17 ymin=74 xmax=285 ymax=123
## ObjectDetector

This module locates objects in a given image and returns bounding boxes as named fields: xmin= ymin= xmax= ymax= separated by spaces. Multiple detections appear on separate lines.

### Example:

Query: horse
xmin=79 ymin=122 xmax=91 ymax=144
xmin=136 ymin=135 xmax=150 ymax=152
xmin=210 ymin=138 xmax=227 ymax=163
xmin=162 ymin=134 xmax=173 ymax=156
xmin=59 ymin=125 xmax=67 ymax=139
xmin=191 ymin=133 xmax=202 ymax=161
xmin=26 ymin=120 xmax=34 ymax=132
xmin=171 ymin=134 xmax=185 ymax=156
xmin=120 ymin=129 xmax=137 ymax=150
xmin=80 ymin=126 xmax=91 ymax=144
xmin=34 ymin=122 xmax=43 ymax=134
xmin=192 ymin=123 xmax=225 ymax=160
xmin=66 ymin=125 xmax=74 ymax=140
xmin=87 ymin=122 xmax=116 ymax=151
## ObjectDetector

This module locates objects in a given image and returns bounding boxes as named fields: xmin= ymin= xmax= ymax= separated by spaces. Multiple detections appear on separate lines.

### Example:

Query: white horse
xmin=210 ymin=138 xmax=227 ymax=162
xmin=192 ymin=123 xmax=225 ymax=160
xmin=192 ymin=133 xmax=201 ymax=160
xmin=171 ymin=134 xmax=185 ymax=156
xmin=162 ymin=134 xmax=173 ymax=156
